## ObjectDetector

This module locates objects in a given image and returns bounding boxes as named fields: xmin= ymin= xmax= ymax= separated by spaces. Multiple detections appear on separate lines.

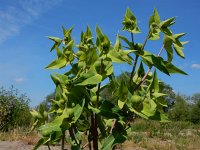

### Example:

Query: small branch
xmin=158 ymin=45 xmax=165 ymax=57
xmin=133 ymin=45 xmax=165 ymax=91
xmin=129 ymin=32 xmax=151 ymax=84
xmin=82 ymin=127 xmax=109 ymax=149
xmin=69 ymin=126 xmax=79 ymax=146
xmin=109 ymin=119 xmax=117 ymax=134
xmin=141 ymin=31 xmax=151 ymax=51
xmin=61 ymin=131 xmax=65 ymax=150
xmin=47 ymin=143 xmax=51 ymax=150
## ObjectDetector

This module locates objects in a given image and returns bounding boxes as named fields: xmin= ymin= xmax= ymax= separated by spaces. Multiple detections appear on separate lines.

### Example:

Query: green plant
xmin=32 ymin=7 xmax=187 ymax=150
xmin=0 ymin=86 xmax=32 ymax=132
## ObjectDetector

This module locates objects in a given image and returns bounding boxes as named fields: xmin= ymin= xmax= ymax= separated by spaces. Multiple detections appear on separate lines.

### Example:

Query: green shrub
xmin=0 ymin=86 xmax=32 ymax=131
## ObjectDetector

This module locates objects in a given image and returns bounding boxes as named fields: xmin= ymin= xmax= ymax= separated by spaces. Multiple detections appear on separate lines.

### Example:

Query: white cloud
xmin=191 ymin=64 xmax=200 ymax=69
xmin=14 ymin=77 xmax=26 ymax=83
xmin=0 ymin=0 xmax=63 ymax=44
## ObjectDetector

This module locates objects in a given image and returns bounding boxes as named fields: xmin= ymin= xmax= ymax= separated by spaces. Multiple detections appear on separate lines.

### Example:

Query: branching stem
xmin=129 ymin=31 xmax=151 ymax=84
xmin=133 ymin=45 xmax=165 ymax=91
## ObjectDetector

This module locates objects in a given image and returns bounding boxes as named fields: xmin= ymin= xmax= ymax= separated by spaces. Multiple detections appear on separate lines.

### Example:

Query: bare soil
xmin=0 ymin=141 xmax=69 ymax=150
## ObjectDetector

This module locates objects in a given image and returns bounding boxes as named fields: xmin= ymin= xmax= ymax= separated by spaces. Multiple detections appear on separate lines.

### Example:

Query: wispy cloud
xmin=0 ymin=0 xmax=63 ymax=44
xmin=191 ymin=64 xmax=200 ymax=69
xmin=14 ymin=77 xmax=26 ymax=83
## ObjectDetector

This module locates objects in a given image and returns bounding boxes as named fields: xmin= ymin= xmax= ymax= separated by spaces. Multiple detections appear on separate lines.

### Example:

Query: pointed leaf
xmin=173 ymin=44 xmax=184 ymax=58
xmin=45 ymin=55 xmax=67 ymax=69
xmin=122 ymin=8 xmax=140 ymax=33
xmin=77 ymin=74 xmax=102 ymax=85
xmin=166 ymin=63 xmax=188 ymax=75
xmin=142 ymin=99 xmax=157 ymax=117
xmin=160 ymin=17 xmax=175 ymax=28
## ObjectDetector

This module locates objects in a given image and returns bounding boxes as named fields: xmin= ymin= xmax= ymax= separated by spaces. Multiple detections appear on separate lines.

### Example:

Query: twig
xmin=109 ymin=119 xmax=117 ymax=134
xmin=69 ymin=126 xmax=79 ymax=146
xmin=61 ymin=131 xmax=65 ymax=150
xmin=129 ymin=31 xmax=151 ymax=84
xmin=47 ymin=143 xmax=51 ymax=150
xmin=133 ymin=45 xmax=165 ymax=91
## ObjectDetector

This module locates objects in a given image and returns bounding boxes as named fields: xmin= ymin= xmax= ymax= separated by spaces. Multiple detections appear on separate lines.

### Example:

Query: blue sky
xmin=0 ymin=0 xmax=200 ymax=107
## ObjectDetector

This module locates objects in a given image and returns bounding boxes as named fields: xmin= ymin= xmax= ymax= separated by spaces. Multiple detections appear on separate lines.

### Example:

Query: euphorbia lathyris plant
xmin=31 ymin=7 xmax=187 ymax=150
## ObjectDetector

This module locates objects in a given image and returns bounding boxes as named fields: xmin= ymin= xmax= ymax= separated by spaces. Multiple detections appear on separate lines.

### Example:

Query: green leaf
xmin=98 ymin=100 xmax=120 ymax=119
xmin=173 ymin=43 xmax=184 ymax=58
xmin=78 ymin=74 xmax=102 ymax=85
xmin=160 ymin=17 xmax=175 ymax=28
xmin=156 ymin=98 xmax=168 ymax=107
xmin=45 ymin=55 xmax=67 ymax=69
xmin=153 ymin=8 xmax=160 ymax=24
xmin=118 ymin=100 xmax=125 ymax=109
xmin=114 ymin=35 xmax=122 ymax=50
xmin=73 ymin=99 xmax=85 ymax=122
xmin=96 ymin=25 xmax=104 ymax=40
xmin=33 ymin=137 xmax=50 ymax=150
xmin=149 ymin=111 xmax=170 ymax=122
xmin=164 ymin=36 xmax=173 ymax=62
xmin=48 ymin=36 xmax=62 ymax=43
xmin=117 ymin=80 xmax=128 ymax=109
xmin=166 ymin=63 xmax=188 ymax=75
xmin=62 ymin=26 xmax=73 ymax=45
xmin=142 ymin=99 xmax=157 ymax=117
xmin=108 ymin=49 xmax=133 ymax=64
xmin=141 ymin=51 xmax=170 ymax=76
xmin=148 ymin=70 xmax=159 ymax=93
xmin=122 ymin=8 xmax=140 ymax=33
xmin=101 ymin=133 xmax=127 ymax=150
xmin=119 ymin=35 xmax=133 ymax=48
xmin=48 ymin=36 xmax=63 ymax=51
xmin=148 ymin=8 xmax=161 ymax=40
xmin=56 ymin=47 xmax=62 ymax=57
xmin=39 ymin=122 xmax=62 ymax=137
xmin=173 ymin=33 xmax=186 ymax=39
xmin=152 ymin=93 xmax=166 ymax=98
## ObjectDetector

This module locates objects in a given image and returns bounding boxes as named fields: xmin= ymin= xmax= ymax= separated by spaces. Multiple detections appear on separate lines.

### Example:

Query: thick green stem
xmin=91 ymin=59 xmax=103 ymax=150
xmin=129 ymin=33 xmax=136 ymax=84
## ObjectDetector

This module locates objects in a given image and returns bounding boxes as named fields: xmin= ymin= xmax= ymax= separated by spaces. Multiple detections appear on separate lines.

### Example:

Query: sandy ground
xmin=0 ymin=141 xmax=70 ymax=150
xmin=0 ymin=141 xmax=145 ymax=150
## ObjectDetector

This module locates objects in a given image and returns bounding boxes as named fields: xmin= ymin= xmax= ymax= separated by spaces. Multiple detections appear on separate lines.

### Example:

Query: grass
xmin=0 ymin=127 xmax=39 ymax=145
xmin=124 ymin=119 xmax=200 ymax=150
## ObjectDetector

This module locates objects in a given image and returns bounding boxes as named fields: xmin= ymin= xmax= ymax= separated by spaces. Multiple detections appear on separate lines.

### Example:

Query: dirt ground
xmin=0 ymin=141 xmax=145 ymax=150
xmin=0 ymin=141 xmax=69 ymax=150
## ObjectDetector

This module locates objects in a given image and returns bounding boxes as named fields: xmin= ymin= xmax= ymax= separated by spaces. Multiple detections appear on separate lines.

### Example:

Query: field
xmin=1 ymin=119 xmax=200 ymax=150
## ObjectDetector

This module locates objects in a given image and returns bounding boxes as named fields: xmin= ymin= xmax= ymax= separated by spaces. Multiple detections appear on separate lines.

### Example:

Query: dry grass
xmin=0 ymin=128 xmax=39 ymax=145
xmin=1 ymin=120 xmax=200 ymax=150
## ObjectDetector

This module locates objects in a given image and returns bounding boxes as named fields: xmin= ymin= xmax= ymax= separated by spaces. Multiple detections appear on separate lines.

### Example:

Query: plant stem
xmin=109 ymin=119 xmax=117 ymax=134
xmin=129 ymin=33 xmax=136 ymax=84
xmin=133 ymin=45 xmax=165 ymax=91
xmin=91 ymin=58 xmax=103 ymax=150
xmin=61 ymin=131 xmax=65 ymax=150
xmin=88 ymin=129 xmax=92 ymax=150
xmin=93 ymin=113 xmax=98 ymax=150
xmin=69 ymin=126 xmax=79 ymax=145
xmin=47 ymin=143 xmax=51 ymax=150
xmin=129 ymin=32 xmax=150 ymax=84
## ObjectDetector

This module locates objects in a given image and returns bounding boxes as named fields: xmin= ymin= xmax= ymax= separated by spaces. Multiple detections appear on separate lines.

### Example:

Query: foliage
xmin=168 ymin=95 xmax=190 ymax=121
xmin=168 ymin=93 xmax=200 ymax=124
xmin=32 ymin=7 xmax=187 ymax=150
xmin=0 ymin=86 xmax=32 ymax=131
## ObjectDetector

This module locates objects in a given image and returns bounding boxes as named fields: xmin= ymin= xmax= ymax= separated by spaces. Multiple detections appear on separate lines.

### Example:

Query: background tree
xmin=0 ymin=86 xmax=32 ymax=131
xmin=168 ymin=94 xmax=190 ymax=121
